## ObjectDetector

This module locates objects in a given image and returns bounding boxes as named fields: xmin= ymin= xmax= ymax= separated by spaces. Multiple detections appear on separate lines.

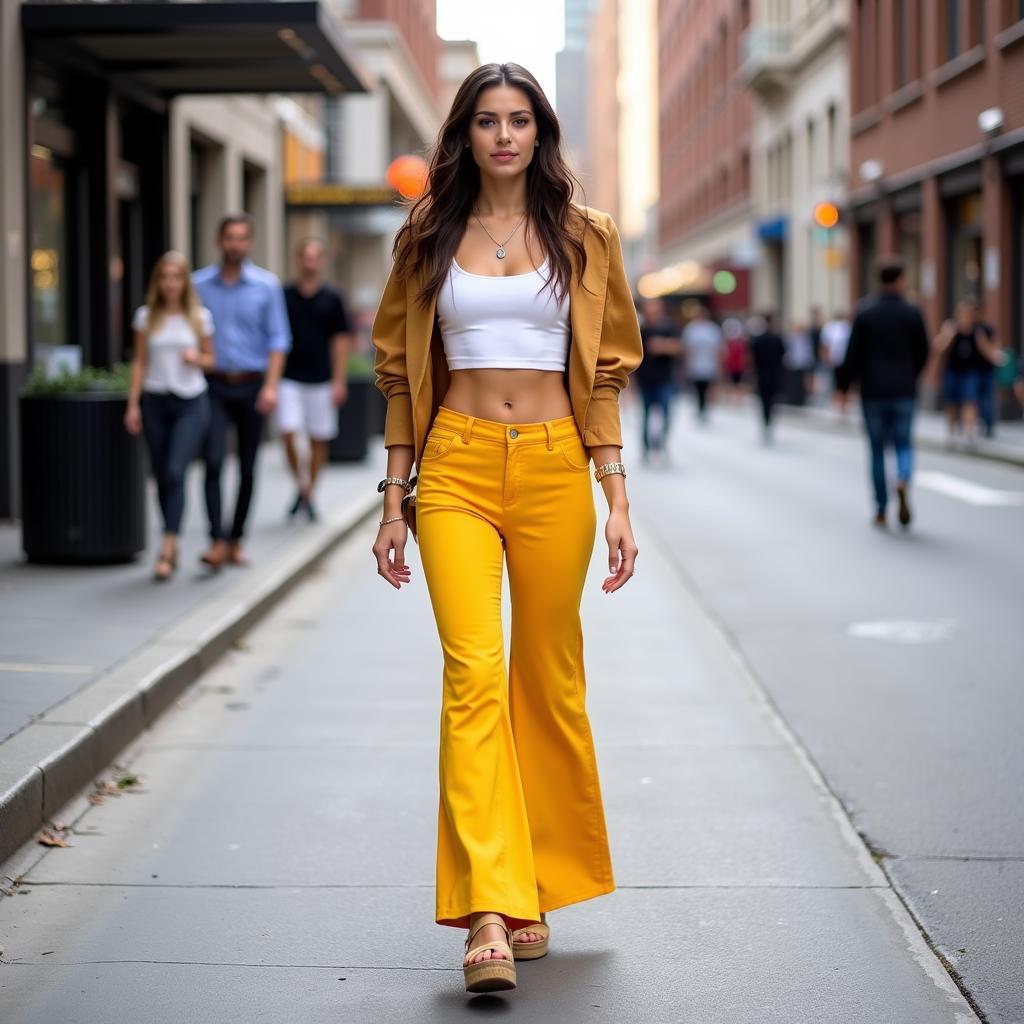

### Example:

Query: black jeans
xmin=140 ymin=391 xmax=210 ymax=535
xmin=640 ymin=380 xmax=674 ymax=452
xmin=693 ymin=378 xmax=712 ymax=417
xmin=203 ymin=376 xmax=264 ymax=541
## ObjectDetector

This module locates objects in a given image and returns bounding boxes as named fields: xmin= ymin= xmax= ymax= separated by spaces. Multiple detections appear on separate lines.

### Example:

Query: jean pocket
xmin=420 ymin=431 xmax=457 ymax=463
xmin=555 ymin=437 xmax=591 ymax=473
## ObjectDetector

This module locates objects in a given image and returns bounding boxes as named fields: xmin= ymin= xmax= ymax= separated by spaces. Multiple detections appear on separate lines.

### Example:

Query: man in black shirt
xmin=279 ymin=238 xmax=353 ymax=520
xmin=636 ymin=297 xmax=681 ymax=460
xmin=749 ymin=313 xmax=787 ymax=442
xmin=836 ymin=257 xmax=929 ymax=529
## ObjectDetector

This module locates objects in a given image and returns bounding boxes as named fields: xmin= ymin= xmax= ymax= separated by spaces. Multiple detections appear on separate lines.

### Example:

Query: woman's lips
xmin=491 ymin=153 xmax=517 ymax=162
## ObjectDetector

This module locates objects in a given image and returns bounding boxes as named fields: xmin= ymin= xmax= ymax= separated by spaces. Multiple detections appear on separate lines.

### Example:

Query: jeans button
xmin=509 ymin=428 xmax=519 ymax=439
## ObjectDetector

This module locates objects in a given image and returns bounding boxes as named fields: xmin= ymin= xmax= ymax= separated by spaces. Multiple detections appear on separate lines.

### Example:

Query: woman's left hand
xmin=602 ymin=507 xmax=638 ymax=594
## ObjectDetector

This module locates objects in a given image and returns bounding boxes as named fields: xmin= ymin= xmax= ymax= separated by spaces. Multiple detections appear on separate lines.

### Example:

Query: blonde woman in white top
xmin=125 ymin=251 xmax=216 ymax=580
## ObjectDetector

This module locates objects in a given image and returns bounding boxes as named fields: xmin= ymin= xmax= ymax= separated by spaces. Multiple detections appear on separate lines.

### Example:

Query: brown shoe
xmin=153 ymin=549 xmax=177 ymax=582
xmin=199 ymin=540 xmax=228 ymax=570
xmin=227 ymin=541 xmax=250 ymax=567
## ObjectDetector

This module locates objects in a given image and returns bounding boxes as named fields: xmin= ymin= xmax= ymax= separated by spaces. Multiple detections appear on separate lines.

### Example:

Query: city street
xmin=2 ymin=394 xmax=1016 ymax=1023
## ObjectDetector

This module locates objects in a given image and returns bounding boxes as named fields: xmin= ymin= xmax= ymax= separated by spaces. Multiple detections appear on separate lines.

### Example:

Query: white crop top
xmin=436 ymin=259 xmax=570 ymax=371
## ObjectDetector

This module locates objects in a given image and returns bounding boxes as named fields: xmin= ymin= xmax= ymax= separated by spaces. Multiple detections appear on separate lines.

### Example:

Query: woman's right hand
xmin=373 ymin=520 xmax=412 ymax=589
xmin=124 ymin=403 xmax=142 ymax=435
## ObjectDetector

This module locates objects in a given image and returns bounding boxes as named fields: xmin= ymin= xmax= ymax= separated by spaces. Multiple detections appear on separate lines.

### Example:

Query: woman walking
xmin=370 ymin=63 xmax=642 ymax=995
xmin=933 ymin=299 xmax=1002 ymax=449
xmin=125 ymin=252 xmax=214 ymax=579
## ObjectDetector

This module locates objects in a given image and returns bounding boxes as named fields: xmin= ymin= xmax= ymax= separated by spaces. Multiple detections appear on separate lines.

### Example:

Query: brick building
xmin=657 ymin=0 xmax=754 ymax=309
xmin=849 ymin=0 xmax=1024 ymax=359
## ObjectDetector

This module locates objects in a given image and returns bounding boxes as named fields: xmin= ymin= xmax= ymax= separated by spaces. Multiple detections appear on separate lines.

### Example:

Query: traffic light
xmin=813 ymin=201 xmax=840 ymax=229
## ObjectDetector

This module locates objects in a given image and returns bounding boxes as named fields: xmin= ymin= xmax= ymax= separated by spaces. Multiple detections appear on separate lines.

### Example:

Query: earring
xmin=534 ymin=140 xmax=540 ymax=147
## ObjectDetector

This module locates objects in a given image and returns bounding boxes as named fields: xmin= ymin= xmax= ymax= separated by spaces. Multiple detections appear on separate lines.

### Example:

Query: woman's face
xmin=466 ymin=84 xmax=538 ymax=182
xmin=954 ymin=302 xmax=975 ymax=330
xmin=159 ymin=262 xmax=186 ymax=304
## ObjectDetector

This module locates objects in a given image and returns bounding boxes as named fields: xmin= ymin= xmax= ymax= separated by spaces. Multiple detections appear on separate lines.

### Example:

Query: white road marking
xmin=916 ymin=471 xmax=1024 ymax=507
xmin=0 ymin=662 xmax=93 ymax=674
xmin=846 ymin=619 xmax=958 ymax=644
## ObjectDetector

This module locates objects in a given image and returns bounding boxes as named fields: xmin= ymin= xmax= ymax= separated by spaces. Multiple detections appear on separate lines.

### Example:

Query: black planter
xmin=329 ymin=377 xmax=370 ymax=462
xmin=20 ymin=392 xmax=147 ymax=564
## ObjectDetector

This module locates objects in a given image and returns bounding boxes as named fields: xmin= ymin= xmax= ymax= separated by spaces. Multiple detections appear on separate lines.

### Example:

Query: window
xmin=856 ymin=0 xmax=879 ymax=110
xmin=945 ymin=0 xmax=961 ymax=60
xmin=892 ymin=0 xmax=917 ymax=85
xmin=30 ymin=147 xmax=69 ymax=352
xmin=826 ymin=103 xmax=837 ymax=177
xmin=806 ymin=118 xmax=816 ymax=185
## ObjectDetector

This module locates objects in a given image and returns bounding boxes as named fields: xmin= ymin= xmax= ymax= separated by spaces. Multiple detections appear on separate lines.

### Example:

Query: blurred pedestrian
xmin=636 ymin=296 xmax=681 ymax=460
xmin=808 ymin=306 xmax=826 ymax=401
xmin=821 ymin=310 xmax=851 ymax=404
xmin=124 ymin=252 xmax=214 ymax=580
xmin=836 ymin=257 xmax=929 ymax=528
xmin=370 ymin=62 xmax=641 ymax=995
xmin=280 ymin=238 xmax=353 ymax=521
xmin=721 ymin=317 xmax=749 ymax=403
xmin=682 ymin=305 xmax=723 ymax=422
xmin=932 ymin=300 xmax=1002 ymax=449
xmin=193 ymin=213 xmax=291 ymax=569
xmin=785 ymin=323 xmax=816 ymax=404
xmin=750 ymin=312 xmax=786 ymax=442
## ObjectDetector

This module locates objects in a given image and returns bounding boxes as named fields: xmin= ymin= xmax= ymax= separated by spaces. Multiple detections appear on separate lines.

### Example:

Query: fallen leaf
xmin=36 ymin=828 xmax=70 ymax=848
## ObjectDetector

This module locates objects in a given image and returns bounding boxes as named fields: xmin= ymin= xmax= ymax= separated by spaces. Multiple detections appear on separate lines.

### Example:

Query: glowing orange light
xmin=386 ymin=155 xmax=429 ymax=199
xmin=813 ymin=201 xmax=840 ymax=230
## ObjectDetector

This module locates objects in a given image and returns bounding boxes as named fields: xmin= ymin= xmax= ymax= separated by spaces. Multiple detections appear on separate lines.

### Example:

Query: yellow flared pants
xmin=416 ymin=406 xmax=615 ymax=931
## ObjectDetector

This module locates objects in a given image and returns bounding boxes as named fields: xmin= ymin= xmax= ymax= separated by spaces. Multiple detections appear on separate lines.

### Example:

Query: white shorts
xmin=276 ymin=379 xmax=338 ymax=441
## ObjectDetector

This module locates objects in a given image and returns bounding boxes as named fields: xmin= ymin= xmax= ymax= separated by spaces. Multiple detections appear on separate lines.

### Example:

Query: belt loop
xmin=544 ymin=421 xmax=554 ymax=450
xmin=461 ymin=416 xmax=475 ymax=444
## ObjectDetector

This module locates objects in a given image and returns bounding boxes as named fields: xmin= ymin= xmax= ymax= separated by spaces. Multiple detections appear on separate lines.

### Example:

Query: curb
xmin=0 ymin=491 xmax=380 ymax=867
xmin=776 ymin=404 xmax=1024 ymax=468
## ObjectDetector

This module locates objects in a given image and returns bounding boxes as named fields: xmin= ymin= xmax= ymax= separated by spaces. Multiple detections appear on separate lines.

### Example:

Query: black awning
xmin=22 ymin=1 xmax=372 ymax=97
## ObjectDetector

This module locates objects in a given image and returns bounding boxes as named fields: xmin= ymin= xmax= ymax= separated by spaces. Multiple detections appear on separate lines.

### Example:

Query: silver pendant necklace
xmin=473 ymin=211 xmax=527 ymax=260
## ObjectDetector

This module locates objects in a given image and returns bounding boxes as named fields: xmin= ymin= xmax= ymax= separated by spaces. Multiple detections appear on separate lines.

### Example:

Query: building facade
xmin=657 ymin=0 xmax=755 ymax=312
xmin=556 ymin=0 xmax=600 ymax=176
xmin=2 ymin=0 xmax=369 ymax=518
xmin=849 ymin=0 xmax=1024 ymax=360
xmin=744 ymin=0 xmax=850 ymax=327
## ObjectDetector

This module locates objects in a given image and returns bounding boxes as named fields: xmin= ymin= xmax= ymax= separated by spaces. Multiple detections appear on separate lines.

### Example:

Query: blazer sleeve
xmin=372 ymin=260 xmax=415 ymax=448
xmin=583 ymin=213 xmax=644 ymax=449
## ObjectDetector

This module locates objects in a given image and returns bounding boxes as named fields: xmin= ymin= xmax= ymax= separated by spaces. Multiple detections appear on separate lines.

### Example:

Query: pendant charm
xmin=496 ymin=247 xmax=506 ymax=259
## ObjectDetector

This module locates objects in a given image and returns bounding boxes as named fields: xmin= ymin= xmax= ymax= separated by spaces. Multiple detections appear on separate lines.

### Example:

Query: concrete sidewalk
xmin=0 ymin=444 xmax=383 ymax=864
xmin=775 ymin=398 xmax=1024 ymax=467
xmin=0 ymin=498 xmax=980 ymax=1021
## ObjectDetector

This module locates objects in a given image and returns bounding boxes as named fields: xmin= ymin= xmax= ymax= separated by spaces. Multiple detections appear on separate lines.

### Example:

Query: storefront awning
xmin=21 ymin=1 xmax=373 ymax=97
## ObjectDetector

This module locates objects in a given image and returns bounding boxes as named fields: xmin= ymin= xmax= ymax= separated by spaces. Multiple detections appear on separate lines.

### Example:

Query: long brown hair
xmin=393 ymin=62 xmax=590 ymax=309
xmin=142 ymin=251 xmax=206 ymax=341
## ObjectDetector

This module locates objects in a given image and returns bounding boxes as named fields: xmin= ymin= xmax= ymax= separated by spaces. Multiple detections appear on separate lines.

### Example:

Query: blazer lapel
xmin=407 ymin=269 xmax=438 ymax=431
xmin=569 ymin=224 xmax=611 ymax=397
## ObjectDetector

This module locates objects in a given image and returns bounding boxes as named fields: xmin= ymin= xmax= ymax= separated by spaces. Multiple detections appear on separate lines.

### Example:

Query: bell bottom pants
xmin=416 ymin=406 xmax=616 ymax=931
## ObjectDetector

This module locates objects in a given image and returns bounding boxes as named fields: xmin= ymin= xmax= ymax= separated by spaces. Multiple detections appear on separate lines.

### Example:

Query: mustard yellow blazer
xmin=372 ymin=206 xmax=644 ymax=468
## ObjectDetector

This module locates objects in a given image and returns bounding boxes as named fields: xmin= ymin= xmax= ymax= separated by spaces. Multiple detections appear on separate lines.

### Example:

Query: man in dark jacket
xmin=750 ymin=313 xmax=787 ymax=442
xmin=836 ymin=257 xmax=929 ymax=528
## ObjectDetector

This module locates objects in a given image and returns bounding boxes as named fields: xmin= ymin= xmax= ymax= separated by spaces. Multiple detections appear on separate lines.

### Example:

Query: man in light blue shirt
xmin=193 ymin=213 xmax=291 ymax=569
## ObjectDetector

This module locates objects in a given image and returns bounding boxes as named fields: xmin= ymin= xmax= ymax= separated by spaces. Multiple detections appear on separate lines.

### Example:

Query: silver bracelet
xmin=594 ymin=461 xmax=626 ymax=482
xmin=377 ymin=476 xmax=411 ymax=493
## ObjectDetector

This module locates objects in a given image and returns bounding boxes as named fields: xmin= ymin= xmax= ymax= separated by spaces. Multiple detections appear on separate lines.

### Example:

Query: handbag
xmin=401 ymin=474 xmax=419 ymax=543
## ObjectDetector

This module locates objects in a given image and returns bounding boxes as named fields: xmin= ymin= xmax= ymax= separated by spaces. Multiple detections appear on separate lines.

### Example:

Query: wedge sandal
xmin=463 ymin=912 xmax=516 ymax=993
xmin=511 ymin=913 xmax=549 ymax=960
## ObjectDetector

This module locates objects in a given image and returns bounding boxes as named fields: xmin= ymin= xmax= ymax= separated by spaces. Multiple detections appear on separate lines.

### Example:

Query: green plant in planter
xmin=23 ymin=362 xmax=132 ymax=396
xmin=344 ymin=351 xmax=375 ymax=381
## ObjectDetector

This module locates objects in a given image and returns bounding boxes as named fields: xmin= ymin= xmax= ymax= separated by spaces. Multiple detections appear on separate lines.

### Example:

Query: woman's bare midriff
xmin=441 ymin=368 xmax=574 ymax=424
